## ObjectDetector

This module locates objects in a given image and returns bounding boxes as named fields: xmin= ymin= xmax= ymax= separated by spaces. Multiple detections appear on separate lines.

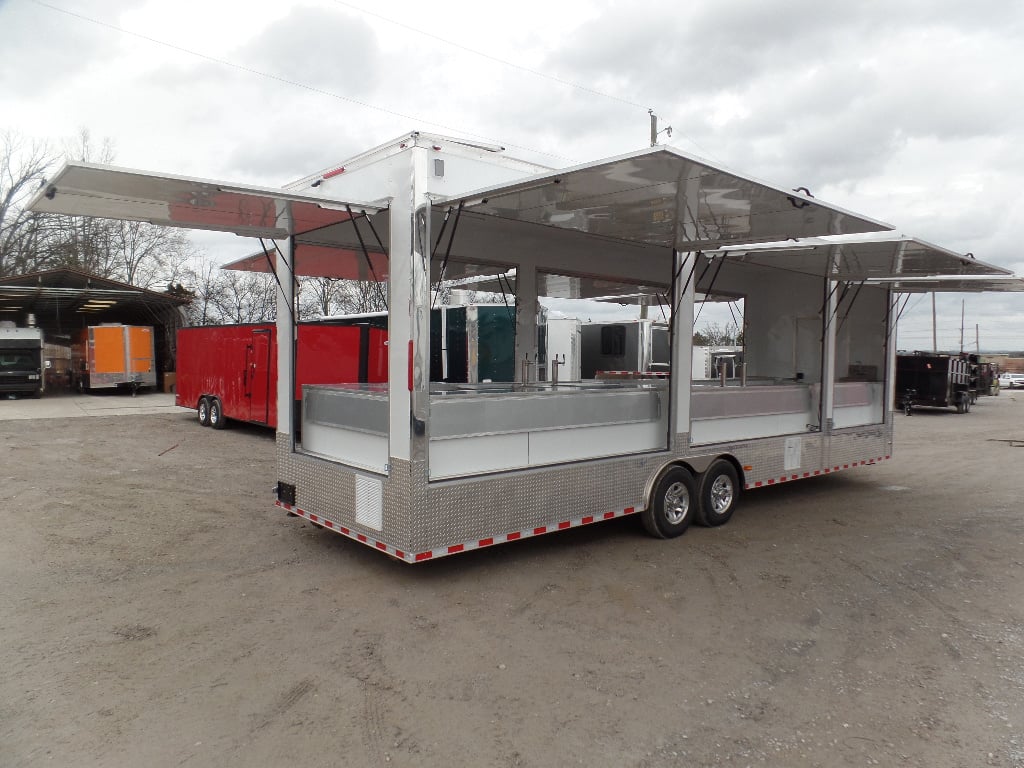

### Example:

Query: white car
xmin=998 ymin=373 xmax=1024 ymax=389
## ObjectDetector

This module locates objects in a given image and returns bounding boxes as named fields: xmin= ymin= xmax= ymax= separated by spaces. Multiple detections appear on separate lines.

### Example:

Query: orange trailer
xmin=72 ymin=324 xmax=157 ymax=392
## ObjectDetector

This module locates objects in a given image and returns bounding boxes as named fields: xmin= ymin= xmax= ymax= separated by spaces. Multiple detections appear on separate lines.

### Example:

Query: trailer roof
xmin=435 ymin=145 xmax=893 ymax=251
xmin=28 ymin=162 xmax=383 ymax=239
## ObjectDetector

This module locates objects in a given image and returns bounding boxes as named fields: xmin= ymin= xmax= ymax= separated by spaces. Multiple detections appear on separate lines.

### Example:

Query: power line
xmin=329 ymin=0 xmax=650 ymax=111
xmin=27 ymin=0 xmax=579 ymax=163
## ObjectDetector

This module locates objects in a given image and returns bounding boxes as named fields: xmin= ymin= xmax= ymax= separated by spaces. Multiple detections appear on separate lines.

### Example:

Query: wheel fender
xmin=643 ymin=454 xmax=744 ymax=510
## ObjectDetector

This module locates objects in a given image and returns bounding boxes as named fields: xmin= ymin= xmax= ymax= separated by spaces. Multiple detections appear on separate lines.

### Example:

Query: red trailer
xmin=176 ymin=322 xmax=387 ymax=429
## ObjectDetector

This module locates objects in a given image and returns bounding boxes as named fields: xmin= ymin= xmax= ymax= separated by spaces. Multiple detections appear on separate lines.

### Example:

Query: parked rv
xmin=0 ymin=322 xmax=44 ymax=398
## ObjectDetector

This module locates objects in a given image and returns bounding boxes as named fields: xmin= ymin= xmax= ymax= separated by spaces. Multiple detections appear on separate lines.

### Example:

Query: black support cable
xmin=432 ymin=202 xmax=464 ymax=309
xmin=345 ymin=205 xmax=388 ymax=310
xmin=692 ymin=255 xmax=726 ymax=329
xmin=258 ymin=237 xmax=296 ymax=326
xmin=835 ymin=279 xmax=867 ymax=336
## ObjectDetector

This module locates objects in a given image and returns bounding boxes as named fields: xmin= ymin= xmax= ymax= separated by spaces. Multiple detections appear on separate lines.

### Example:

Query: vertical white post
xmin=514 ymin=263 xmax=538 ymax=382
xmin=820 ymin=245 xmax=840 ymax=432
xmin=275 ymin=235 xmax=294 ymax=438
xmin=672 ymin=251 xmax=697 ymax=438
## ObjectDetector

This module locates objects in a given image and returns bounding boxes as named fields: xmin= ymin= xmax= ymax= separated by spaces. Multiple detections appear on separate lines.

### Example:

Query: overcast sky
xmin=2 ymin=0 xmax=1022 ymax=349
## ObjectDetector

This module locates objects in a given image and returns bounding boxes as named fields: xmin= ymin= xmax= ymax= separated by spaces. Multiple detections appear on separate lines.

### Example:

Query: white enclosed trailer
xmin=29 ymin=132 xmax=1024 ymax=562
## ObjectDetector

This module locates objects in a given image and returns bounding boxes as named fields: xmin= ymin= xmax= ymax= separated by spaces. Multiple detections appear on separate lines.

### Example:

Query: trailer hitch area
xmin=900 ymin=389 xmax=916 ymax=416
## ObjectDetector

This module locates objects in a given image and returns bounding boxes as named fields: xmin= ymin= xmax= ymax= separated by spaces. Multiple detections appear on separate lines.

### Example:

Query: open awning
xmin=28 ymin=162 xmax=384 ymax=239
xmin=435 ymin=146 xmax=894 ymax=251
xmin=706 ymin=235 xmax=1017 ymax=286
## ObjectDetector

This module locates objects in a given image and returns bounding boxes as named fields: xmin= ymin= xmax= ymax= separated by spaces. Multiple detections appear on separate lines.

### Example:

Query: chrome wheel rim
xmin=664 ymin=481 xmax=690 ymax=525
xmin=709 ymin=475 xmax=734 ymax=515
xmin=198 ymin=402 xmax=208 ymax=422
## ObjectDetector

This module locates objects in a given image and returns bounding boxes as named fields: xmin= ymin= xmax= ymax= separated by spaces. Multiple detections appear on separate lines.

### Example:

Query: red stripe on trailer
xmin=506 ymin=531 xmax=522 ymax=541
xmin=322 ymin=166 xmax=345 ymax=179
xmin=415 ymin=551 xmax=433 ymax=562
xmin=534 ymin=526 xmax=546 ymax=535
xmin=447 ymin=544 xmax=464 ymax=554
xmin=479 ymin=537 xmax=494 ymax=547
xmin=557 ymin=521 xmax=571 ymax=530
xmin=582 ymin=516 xmax=594 ymax=524
xmin=603 ymin=511 xmax=615 ymax=519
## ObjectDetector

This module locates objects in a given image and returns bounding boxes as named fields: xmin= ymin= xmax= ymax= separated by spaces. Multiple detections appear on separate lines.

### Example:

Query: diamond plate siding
xmin=277 ymin=420 xmax=894 ymax=555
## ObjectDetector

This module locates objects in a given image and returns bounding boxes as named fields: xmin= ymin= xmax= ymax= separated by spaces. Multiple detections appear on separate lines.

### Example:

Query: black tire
xmin=209 ymin=398 xmax=227 ymax=429
xmin=696 ymin=459 xmax=741 ymax=527
xmin=197 ymin=397 xmax=211 ymax=427
xmin=641 ymin=466 xmax=696 ymax=539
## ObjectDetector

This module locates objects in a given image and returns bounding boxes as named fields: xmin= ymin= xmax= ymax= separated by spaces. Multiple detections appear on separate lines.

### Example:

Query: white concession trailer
xmin=30 ymin=132 xmax=1024 ymax=562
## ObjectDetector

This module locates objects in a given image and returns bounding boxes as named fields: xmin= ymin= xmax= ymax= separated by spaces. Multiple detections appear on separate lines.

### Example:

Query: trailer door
xmin=247 ymin=329 xmax=272 ymax=425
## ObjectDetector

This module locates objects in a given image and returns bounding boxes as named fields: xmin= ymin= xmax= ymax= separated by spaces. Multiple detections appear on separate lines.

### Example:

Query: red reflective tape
xmin=375 ymin=542 xmax=387 ymax=551
xmin=624 ymin=506 xmax=635 ymax=514
xmin=843 ymin=464 xmax=849 ymax=469
xmin=557 ymin=521 xmax=571 ymax=530
xmin=767 ymin=479 xmax=775 ymax=485
xmin=340 ymin=527 xmax=350 ymax=535
xmin=534 ymin=526 xmax=547 ymax=535
xmin=803 ymin=472 xmax=810 ymax=477
xmin=325 ymin=520 xmax=334 ymax=528
xmin=323 ymin=166 xmax=345 ymax=179
xmin=834 ymin=466 xmax=840 ymax=471
xmin=603 ymin=511 xmax=616 ymax=519
xmin=447 ymin=544 xmax=464 ymax=554
xmin=779 ymin=476 xmax=787 ymax=483
xmin=309 ymin=514 xmax=319 ymax=523
xmin=755 ymin=481 xmax=763 ymax=487
xmin=395 ymin=550 xmax=405 ymax=559
xmin=791 ymin=474 xmax=798 ymax=480
xmin=415 ymin=551 xmax=433 ymax=562
xmin=478 ymin=537 xmax=494 ymax=547
xmin=357 ymin=534 xmax=367 ymax=543
xmin=813 ymin=470 xmax=821 ymax=475
xmin=582 ymin=516 xmax=594 ymax=525
xmin=507 ymin=531 xmax=522 ymax=541
xmin=884 ymin=455 xmax=890 ymax=460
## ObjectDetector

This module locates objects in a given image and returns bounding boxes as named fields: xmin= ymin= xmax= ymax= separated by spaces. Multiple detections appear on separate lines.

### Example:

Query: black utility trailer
xmin=896 ymin=352 xmax=974 ymax=413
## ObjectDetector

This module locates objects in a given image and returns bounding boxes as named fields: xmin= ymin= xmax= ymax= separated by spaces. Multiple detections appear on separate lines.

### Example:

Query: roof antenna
xmin=649 ymin=109 xmax=672 ymax=147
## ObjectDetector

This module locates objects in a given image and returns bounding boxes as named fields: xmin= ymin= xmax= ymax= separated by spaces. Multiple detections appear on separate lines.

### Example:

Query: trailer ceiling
xmin=435 ymin=146 xmax=894 ymax=252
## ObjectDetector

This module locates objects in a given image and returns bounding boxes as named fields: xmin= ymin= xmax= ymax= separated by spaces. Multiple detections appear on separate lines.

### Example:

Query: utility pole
xmin=649 ymin=109 xmax=672 ymax=146
xmin=932 ymin=293 xmax=937 ymax=352
xmin=959 ymin=299 xmax=965 ymax=353
xmin=976 ymin=323 xmax=980 ymax=353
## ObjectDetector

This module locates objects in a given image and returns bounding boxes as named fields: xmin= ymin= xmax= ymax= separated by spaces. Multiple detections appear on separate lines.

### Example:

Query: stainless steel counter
xmin=430 ymin=382 xmax=666 ymax=439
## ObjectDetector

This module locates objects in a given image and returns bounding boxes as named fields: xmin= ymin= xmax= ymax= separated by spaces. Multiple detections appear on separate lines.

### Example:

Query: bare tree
xmin=116 ymin=220 xmax=194 ymax=289
xmin=0 ymin=131 xmax=56 ymax=277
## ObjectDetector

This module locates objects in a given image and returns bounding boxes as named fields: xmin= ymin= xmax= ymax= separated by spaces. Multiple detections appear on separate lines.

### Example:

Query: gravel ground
xmin=1 ymin=393 xmax=1023 ymax=767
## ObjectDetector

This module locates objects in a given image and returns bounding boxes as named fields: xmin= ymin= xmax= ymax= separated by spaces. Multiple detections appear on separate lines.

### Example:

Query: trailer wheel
xmin=197 ymin=397 xmax=211 ymax=427
xmin=209 ymin=398 xmax=227 ymax=430
xmin=641 ymin=466 xmax=696 ymax=539
xmin=696 ymin=460 xmax=740 ymax=527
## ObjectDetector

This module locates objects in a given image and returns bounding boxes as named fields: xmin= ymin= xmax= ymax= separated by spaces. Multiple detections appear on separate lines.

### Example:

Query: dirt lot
xmin=2 ymin=395 xmax=1023 ymax=768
